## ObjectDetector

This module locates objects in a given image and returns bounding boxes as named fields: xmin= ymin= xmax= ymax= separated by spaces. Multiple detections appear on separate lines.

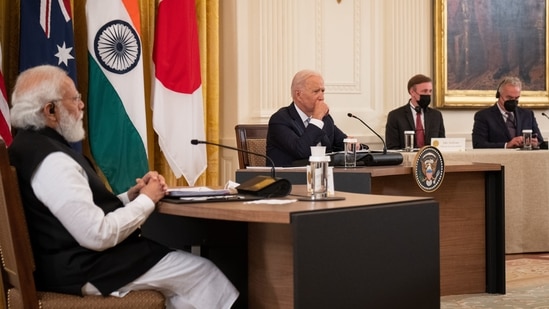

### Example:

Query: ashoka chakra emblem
xmin=94 ymin=20 xmax=141 ymax=74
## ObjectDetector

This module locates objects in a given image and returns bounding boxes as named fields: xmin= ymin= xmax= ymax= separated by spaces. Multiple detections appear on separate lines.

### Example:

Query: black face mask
xmin=504 ymin=99 xmax=518 ymax=112
xmin=417 ymin=95 xmax=431 ymax=109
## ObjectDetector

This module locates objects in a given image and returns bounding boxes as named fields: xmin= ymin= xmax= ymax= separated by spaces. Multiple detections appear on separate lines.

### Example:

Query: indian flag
xmin=85 ymin=0 xmax=148 ymax=193
xmin=152 ymin=0 xmax=206 ymax=186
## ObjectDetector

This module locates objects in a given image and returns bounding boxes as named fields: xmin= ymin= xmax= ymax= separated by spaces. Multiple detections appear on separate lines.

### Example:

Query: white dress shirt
xmin=295 ymin=104 xmax=324 ymax=129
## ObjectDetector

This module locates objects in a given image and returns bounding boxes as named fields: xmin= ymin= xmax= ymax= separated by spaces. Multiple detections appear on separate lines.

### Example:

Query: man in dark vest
xmin=8 ymin=65 xmax=238 ymax=309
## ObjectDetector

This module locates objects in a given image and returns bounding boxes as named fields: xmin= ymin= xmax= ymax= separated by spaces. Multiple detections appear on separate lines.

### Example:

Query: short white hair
xmin=291 ymin=69 xmax=323 ymax=100
xmin=11 ymin=65 xmax=68 ymax=129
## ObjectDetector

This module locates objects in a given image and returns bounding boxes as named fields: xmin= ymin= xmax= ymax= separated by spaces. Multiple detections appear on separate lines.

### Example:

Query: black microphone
xmin=190 ymin=139 xmax=291 ymax=197
xmin=346 ymin=113 xmax=403 ymax=166
xmin=348 ymin=113 xmax=387 ymax=154
xmin=537 ymin=116 xmax=549 ymax=149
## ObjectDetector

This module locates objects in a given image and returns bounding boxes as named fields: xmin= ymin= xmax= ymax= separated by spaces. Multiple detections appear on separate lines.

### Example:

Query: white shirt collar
xmin=496 ymin=102 xmax=511 ymax=116
xmin=294 ymin=104 xmax=310 ymax=123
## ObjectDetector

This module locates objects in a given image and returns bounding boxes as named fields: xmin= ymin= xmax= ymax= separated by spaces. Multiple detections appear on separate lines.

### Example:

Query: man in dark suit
xmin=385 ymin=74 xmax=446 ymax=150
xmin=472 ymin=76 xmax=543 ymax=148
xmin=267 ymin=70 xmax=348 ymax=166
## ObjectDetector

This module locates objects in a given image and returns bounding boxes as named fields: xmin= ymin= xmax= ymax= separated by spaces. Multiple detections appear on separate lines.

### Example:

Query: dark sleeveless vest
xmin=8 ymin=128 xmax=171 ymax=296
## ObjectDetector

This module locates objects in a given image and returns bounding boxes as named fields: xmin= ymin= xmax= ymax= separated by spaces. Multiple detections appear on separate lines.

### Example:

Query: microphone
xmin=536 ymin=117 xmax=549 ymax=149
xmin=190 ymin=139 xmax=291 ymax=197
xmin=348 ymin=113 xmax=387 ymax=154
xmin=346 ymin=113 xmax=403 ymax=166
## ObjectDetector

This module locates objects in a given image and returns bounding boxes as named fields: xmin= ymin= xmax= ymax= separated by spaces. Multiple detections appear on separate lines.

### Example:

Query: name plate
xmin=431 ymin=138 xmax=466 ymax=152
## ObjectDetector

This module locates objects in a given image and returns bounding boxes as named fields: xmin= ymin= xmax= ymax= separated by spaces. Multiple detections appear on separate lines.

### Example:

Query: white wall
xmin=218 ymin=0 xmax=545 ymax=184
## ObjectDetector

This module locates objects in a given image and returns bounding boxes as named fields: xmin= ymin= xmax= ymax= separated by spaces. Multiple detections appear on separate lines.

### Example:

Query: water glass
xmin=523 ymin=129 xmax=533 ymax=150
xmin=308 ymin=156 xmax=330 ymax=199
xmin=343 ymin=138 xmax=357 ymax=168
xmin=404 ymin=130 xmax=415 ymax=152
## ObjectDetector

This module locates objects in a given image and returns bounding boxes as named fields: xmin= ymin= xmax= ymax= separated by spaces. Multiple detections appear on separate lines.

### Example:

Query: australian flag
xmin=20 ymin=0 xmax=77 ymax=79
xmin=20 ymin=0 xmax=80 ymax=151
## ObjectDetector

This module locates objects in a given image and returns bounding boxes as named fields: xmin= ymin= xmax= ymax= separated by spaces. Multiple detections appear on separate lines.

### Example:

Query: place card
xmin=431 ymin=138 xmax=466 ymax=152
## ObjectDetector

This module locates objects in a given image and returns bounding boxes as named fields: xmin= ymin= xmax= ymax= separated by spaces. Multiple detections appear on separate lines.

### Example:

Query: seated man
xmin=8 ymin=65 xmax=238 ymax=309
xmin=385 ymin=74 xmax=445 ymax=150
xmin=472 ymin=76 xmax=544 ymax=148
xmin=266 ymin=69 xmax=349 ymax=166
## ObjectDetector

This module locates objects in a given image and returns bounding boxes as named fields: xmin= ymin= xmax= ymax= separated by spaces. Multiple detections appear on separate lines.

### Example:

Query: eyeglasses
xmin=54 ymin=93 xmax=82 ymax=103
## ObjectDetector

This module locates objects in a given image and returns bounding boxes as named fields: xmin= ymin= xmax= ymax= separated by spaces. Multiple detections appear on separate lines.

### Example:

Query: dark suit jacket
xmin=472 ymin=104 xmax=544 ymax=148
xmin=266 ymin=102 xmax=347 ymax=166
xmin=385 ymin=104 xmax=446 ymax=150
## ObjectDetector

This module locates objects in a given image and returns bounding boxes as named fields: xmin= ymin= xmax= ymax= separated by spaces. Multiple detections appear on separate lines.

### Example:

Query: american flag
xmin=0 ymin=44 xmax=12 ymax=146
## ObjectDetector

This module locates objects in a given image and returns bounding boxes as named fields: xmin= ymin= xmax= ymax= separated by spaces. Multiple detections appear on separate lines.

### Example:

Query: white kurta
xmin=32 ymin=152 xmax=239 ymax=309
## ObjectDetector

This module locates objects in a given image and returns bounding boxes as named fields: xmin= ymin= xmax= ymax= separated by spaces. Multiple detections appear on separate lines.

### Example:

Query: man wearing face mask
xmin=472 ymin=76 xmax=544 ymax=149
xmin=385 ymin=74 xmax=446 ymax=150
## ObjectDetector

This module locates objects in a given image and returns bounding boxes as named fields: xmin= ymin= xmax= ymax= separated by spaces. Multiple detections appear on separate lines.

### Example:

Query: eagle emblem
xmin=413 ymin=146 xmax=445 ymax=192
xmin=421 ymin=156 xmax=438 ymax=186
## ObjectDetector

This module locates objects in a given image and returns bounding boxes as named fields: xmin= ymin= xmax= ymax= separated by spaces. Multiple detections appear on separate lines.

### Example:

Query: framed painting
xmin=434 ymin=0 xmax=548 ymax=108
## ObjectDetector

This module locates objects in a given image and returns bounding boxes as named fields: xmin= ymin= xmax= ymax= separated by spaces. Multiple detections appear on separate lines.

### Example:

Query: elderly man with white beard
xmin=7 ymin=65 xmax=238 ymax=309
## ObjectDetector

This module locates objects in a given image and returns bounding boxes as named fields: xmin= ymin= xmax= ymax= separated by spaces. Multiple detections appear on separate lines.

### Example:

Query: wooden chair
xmin=0 ymin=140 xmax=165 ymax=308
xmin=234 ymin=124 xmax=268 ymax=168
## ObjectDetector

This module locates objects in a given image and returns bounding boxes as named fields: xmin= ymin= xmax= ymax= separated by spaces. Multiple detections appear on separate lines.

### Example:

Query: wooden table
xmin=153 ymin=189 xmax=440 ymax=309
xmin=402 ymin=149 xmax=549 ymax=254
xmin=236 ymin=161 xmax=505 ymax=296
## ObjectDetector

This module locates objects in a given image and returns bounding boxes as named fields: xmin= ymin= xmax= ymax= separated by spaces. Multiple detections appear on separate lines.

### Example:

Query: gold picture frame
xmin=434 ymin=0 xmax=548 ymax=108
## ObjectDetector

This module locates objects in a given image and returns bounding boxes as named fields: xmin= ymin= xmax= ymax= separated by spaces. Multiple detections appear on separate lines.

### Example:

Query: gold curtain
xmin=1 ymin=0 xmax=220 ymax=187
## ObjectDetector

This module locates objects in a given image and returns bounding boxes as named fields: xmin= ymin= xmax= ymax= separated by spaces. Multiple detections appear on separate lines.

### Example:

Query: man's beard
xmin=56 ymin=106 xmax=85 ymax=142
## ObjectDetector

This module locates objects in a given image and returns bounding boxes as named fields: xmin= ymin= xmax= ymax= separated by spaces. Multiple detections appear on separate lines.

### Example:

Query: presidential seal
xmin=412 ymin=146 xmax=445 ymax=192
